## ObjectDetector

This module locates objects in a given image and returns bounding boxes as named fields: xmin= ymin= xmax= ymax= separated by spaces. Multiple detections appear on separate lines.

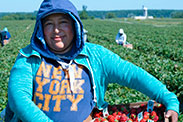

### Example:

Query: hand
xmin=165 ymin=110 xmax=178 ymax=122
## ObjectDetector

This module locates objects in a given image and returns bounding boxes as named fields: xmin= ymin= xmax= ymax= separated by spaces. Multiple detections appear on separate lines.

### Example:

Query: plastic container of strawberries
xmin=91 ymin=101 xmax=169 ymax=122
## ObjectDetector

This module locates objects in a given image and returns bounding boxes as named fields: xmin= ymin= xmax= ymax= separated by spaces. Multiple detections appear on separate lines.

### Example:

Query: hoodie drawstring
xmin=57 ymin=60 xmax=75 ymax=93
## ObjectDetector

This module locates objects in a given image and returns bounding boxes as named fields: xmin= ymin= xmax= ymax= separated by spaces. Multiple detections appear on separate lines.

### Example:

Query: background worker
xmin=83 ymin=29 xmax=89 ymax=42
xmin=115 ymin=28 xmax=133 ymax=49
xmin=0 ymin=27 xmax=11 ymax=46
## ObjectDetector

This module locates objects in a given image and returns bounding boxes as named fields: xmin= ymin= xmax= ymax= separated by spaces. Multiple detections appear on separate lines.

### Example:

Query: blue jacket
xmin=7 ymin=0 xmax=179 ymax=121
xmin=8 ymin=43 xmax=179 ymax=121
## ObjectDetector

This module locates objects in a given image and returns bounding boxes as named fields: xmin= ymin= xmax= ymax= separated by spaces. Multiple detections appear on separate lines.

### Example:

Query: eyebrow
xmin=45 ymin=14 xmax=70 ymax=20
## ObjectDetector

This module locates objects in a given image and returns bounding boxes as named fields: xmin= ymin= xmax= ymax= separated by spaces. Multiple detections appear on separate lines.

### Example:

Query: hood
xmin=3 ymin=27 xmax=8 ymax=32
xmin=31 ymin=0 xmax=84 ymax=61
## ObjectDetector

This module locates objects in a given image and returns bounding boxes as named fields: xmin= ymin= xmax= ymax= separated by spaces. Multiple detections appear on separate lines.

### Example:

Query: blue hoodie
xmin=5 ymin=0 xmax=180 ymax=121
xmin=31 ymin=0 xmax=84 ymax=61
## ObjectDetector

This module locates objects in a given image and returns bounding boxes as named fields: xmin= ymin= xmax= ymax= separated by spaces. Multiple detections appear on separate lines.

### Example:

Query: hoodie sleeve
xmin=8 ymin=54 xmax=53 ymax=122
xmin=100 ymin=47 xmax=179 ymax=114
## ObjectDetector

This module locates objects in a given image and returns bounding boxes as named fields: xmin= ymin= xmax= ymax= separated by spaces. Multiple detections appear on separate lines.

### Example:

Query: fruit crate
xmin=91 ymin=100 xmax=169 ymax=122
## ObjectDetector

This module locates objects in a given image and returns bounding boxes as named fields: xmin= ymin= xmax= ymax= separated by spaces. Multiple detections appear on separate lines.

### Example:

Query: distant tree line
xmin=84 ymin=10 xmax=183 ymax=19
xmin=0 ymin=9 xmax=183 ymax=20
xmin=0 ymin=12 xmax=37 ymax=20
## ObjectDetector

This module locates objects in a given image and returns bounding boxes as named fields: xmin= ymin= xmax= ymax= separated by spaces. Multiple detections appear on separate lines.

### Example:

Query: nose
xmin=54 ymin=27 xmax=60 ymax=33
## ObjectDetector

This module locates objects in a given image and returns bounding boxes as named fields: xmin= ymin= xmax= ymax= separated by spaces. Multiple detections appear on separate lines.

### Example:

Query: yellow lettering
xmin=52 ymin=95 xmax=66 ymax=112
xmin=43 ymin=94 xmax=51 ymax=111
xmin=52 ymin=66 xmax=62 ymax=81
xmin=49 ymin=80 xmax=60 ymax=94
xmin=60 ymin=80 xmax=71 ymax=94
xmin=37 ymin=61 xmax=52 ymax=78
xmin=36 ymin=77 xmax=50 ymax=92
xmin=67 ymin=94 xmax=84 ymax=111
xmin=35 ymin=61 xmax=52 ymax=92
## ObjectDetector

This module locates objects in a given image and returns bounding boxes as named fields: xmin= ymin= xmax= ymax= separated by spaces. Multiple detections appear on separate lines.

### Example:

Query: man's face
xmin=43 ymin=13 xmax=74 ymax=54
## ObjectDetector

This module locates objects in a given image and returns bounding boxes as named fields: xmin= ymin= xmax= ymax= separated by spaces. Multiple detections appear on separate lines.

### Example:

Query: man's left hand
xmin=165 ymin=110 xmax=178 ymax=122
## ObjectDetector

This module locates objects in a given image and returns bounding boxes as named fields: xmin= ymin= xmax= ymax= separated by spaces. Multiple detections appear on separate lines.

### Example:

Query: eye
xmin=60 ymin=20 xmax=68 ymax=24
xmin=44 ymin=22 xmax=52 ymax=26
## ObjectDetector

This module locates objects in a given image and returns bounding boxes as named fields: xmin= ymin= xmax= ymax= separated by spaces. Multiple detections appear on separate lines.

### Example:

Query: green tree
xmin=79 ymin=5 xmax=89 ymax=19
xmin=171 ymin=12 xmax=183 ymax=18
xmin=105 ymin=12 xmax=116 ymax=19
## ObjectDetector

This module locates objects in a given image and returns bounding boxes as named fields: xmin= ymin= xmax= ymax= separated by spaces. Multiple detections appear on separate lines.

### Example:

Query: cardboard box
xmin=91 ymin=101 xmax=169 ymax=122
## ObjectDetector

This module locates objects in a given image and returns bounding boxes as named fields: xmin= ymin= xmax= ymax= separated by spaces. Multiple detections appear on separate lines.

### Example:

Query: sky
xmin=0 ymin=0 xmax=183 ymax=12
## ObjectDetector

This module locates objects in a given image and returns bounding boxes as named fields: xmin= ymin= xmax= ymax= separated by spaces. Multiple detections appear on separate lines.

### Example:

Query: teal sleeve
xmin=8 ymin=54 xmax=53 ymax=122
xmin=102 ymin=48 xmax=179 ymax=114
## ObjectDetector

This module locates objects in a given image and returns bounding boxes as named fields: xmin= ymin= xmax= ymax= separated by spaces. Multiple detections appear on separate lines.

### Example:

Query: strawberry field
xmin=0 ymin=18 xmax=183 ymax=121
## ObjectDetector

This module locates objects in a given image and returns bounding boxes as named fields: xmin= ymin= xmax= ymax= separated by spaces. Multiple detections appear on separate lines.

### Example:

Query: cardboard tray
xmin=91 ymin=101 xmax=169 ymax=122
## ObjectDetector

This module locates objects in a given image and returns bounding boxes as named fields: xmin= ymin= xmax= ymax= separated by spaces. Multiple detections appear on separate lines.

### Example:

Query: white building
xmin=134 ymin=6 xmax=153 ymax=20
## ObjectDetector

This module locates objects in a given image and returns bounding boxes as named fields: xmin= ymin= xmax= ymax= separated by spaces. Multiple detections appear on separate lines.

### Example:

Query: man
xmin=0 ymin=27 xmax=11 ymax=46
xmin=83 ymin=29 xmax=89 ymax=42
xmin=6 ymin=0 xmax=179 ymax=122
xmin=116 ymin=28 xmax=133 ymax=49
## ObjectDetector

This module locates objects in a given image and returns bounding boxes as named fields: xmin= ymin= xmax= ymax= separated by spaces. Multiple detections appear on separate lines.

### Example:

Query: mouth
xmin=52 ymin=36 xmax=63 ymax=41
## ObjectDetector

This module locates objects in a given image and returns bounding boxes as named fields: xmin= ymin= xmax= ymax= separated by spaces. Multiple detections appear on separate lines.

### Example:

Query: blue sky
xmin=0 ymin=0 xmax=183 ymax=12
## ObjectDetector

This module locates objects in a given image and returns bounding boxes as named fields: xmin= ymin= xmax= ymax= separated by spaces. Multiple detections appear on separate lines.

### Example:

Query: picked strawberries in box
xmin=92 ymin=100 xmax=168 ymax=122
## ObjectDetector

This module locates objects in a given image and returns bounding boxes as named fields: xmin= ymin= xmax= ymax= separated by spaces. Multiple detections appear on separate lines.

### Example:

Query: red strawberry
xmin=143 ymin=112 xmax=150 ymax=120
xmin=112 ymin=112 xmax=117 ymax=117
xmin=119 ymin=114 xmax=128 ymax=122
xmin=150 ymin=111 xmax=157 ymax=119
xmin=130 ymin=113 xmax=136 ymax=120
xmin=115 ymin=115 xmax=121 ymax=120
xmin=94 ymin=113 xmax=100 ymax=118
xmin=117 ymin=111 xmax=122 ymax=116
xmin=94 ymin=118 xmax=100 ymax=122
xmin=99 ymin=111 xmax=103 ymax=116
xmin=153 ymin=115 xmax=159 ymax=122
xmin=140 ymin=118 xmax=147 ymax=122
xmin=127 ymin=118 xmax=133 ymax=122
xmin=100 ymin=117 xmax=107 ymax=122
xmin=107 ymin=115 xmax=114 ymax=120
xmin=108 ymin=117 xmax=115 ymax=122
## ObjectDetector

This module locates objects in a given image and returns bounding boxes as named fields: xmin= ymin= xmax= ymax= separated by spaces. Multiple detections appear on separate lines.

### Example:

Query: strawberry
xmin=115 ymin=115 xmax=121 ymax=120
xmin=100 ymin=117 xmax=107 ymax=122
xmin=127 ymin=118 xmax=133 ymax=122
xmin=107 ymin=115 xmax=115 ymax=120
xmin=143 ymin=111 xmax=150 ymax=120
xmin=119 ymin=114 xmax=128 ymax=122
xmin=112 ymin=112 xmax=117 ymax=117
xmin=150 ymin=111 xmax=157 ymax=119
xmin=108 ymin=117 xmax=115 ymax=122
xmin=117 ymin=111 xmax=122 ymax=116
xmin=140 ymin=118 xmax=147 ymax=122
xmin=153 ymin=115 xmax=159 ymax=122
xmin=94 ymin=118 xmax=100 ymax=122
xmin=130 ymin=113 xmax=136 ymax=120
xmin=94 ymin=113 xmax=100 ymax=118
